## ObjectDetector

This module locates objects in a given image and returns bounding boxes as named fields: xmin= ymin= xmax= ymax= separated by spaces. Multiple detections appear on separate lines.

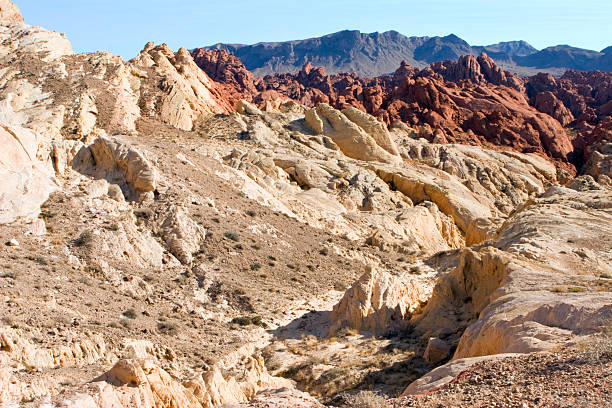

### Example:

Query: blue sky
xmin=16 ymin=0 xmax=611 ymax=60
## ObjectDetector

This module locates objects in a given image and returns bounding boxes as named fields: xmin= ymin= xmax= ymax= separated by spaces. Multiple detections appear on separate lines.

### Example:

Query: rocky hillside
xmin=1 ymin=1 xmax=611 ymax=407
xmin=200 ymin=30 xmax=612 ymax=77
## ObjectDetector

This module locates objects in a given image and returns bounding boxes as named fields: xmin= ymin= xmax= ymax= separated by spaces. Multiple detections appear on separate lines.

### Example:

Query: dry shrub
xmin=342 ymin=391 xmax=388 ymax=408
xmin=580 ymin=318 xmax=612 ymax=363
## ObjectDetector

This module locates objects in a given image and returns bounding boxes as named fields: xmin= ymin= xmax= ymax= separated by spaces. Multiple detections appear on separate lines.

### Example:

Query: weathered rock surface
xmin=55 ymin=355 xmax=292 ymax=408
xmin=410 ymin=185 xmax=612 ymax=357
xmin=1 ymin=4 xmax=611 ymax=408
xmin=0 ymin=125 xmax=57 ymax=223
xmin=305 ymin=104 xmax=401 ymax=164
xmin=161 ymin=207 xmax=206 ymax=264
xmin=0 ymin=326 xmax=106 ymax=370
xmin=0 ymin=0 xmax=23 ymax=23
xmin=400 ymin=353 xmax=517 ymax=396
xmin=75 ymin=136 xmax=158 ymax=201
xmin=328 ymin=266 xmax=428 ymax=335
xmin=130 ymin=43 xmax=233 ymax=130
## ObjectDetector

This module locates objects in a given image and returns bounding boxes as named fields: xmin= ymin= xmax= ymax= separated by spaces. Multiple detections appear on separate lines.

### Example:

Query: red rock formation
xmin=526 ymin=70 xmax=612 ymax=124
xmin=191 ymin=48 xmax=258 ymax=108
xmin=191 ymin=48 xmax=612 ymax=174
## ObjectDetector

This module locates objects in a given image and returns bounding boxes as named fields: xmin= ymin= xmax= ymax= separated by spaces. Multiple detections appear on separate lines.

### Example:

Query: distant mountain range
xmin=202 ymin=30 xmax=612 ymax=77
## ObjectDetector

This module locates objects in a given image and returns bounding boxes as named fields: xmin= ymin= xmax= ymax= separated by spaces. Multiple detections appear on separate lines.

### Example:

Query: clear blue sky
xmin=16 ymin=0 xmax=612 ymax=60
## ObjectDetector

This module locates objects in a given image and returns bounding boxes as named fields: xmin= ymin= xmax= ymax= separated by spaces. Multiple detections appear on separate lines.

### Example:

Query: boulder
xmin=236 ymin=99 xmax=263 ymax=115
xmin=424 ymin=337 xmax=451 ymax=364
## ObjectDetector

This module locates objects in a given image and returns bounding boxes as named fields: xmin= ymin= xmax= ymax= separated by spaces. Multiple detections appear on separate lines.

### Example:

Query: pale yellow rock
xmin=329 ymin=265 xmax=427 ymax=335
xmin=185 ymin=355 xmax=291 ymax=408
xmin=0 ymin=326 xmax=106 ymax=370
xmin=0 ymin=0 xmax=23 ymax=24
xmin=0 ymin=367 xmax=51 ymax=404
xmin=58 ymin=356 xmax=291 ymax=408
xmin=0 ymin=125 xmax=56 ymax=223
xmin=0 ymin=22 xmax=73 ymax=60
xmin=82 ymin=136 xmax=158 ymax=200
xmin=236 ymin=99 xmax=263 ymax=115
xmin=410 ymin=185 xmax=612 ymax=360
xmin=305 ymin=104 xmax=401 ymax=164
xmin=230 ymin=387 xmax=325 ymax=408
xmin=341 ymin=106 xmax=400 ymax=156
xmin=90 ymin=359 xmax=202 ymax=408
xmin=376 ymin=166 xmax=495 ymax=233
xmin=161 ymin=206 xmax=207 ymax=264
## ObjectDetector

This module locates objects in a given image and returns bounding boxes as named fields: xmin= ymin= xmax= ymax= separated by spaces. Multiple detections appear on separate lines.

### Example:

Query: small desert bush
xmin=231 ymin=315 xmax=264 ymax=327
xmin=74 ymin=231 xmax=93 ymax=247
xmin=224 ymin=231 xmax=240 ymax=242
xmin=341 ymin=391 xmax=388 ymax=408
xmin=122 ymin=308 xmax=138 ymax=319
xmin=580 ymin=318 xmax=612 ymax=363
xmin=158 ymin=321 xmax=179 ymax=335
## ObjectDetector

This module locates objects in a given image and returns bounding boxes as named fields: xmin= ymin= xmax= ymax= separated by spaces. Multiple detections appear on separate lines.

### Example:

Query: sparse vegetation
xmin=158 ymin=321 xmax=179 ymax=335
xmin=119 ymin=319 xmax=133 ymax=329
xmin=231 ymin=315 xmax=264 ymax=327
xmin=568 ymin=287 xmax=585 ymax=293
xmin=334 ymin=281 xmax=347 ymax=291
xmin=27 ymin=256 xmax=48 ymax=266
xmin=341 ymin=391 xmax=388 ymax=408
xmin=122 ymin=308 xmax=137 ymax=319
xmin=74 ymin=230 xmax=93 ymax=247
xmin=224 ymin=231 xmax=240 ymax=242
xmin=580 ymin=319 xmax=612 ymax=363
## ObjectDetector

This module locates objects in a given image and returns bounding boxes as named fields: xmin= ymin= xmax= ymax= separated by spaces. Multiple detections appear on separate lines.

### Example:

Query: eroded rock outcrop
xmin=0 ymin=125 xmax=57 ymax=223
xmin=161 ymin=207 xmax=207 ymax=264
xmin=305 ymin=104 xmax=401 ymax=164
xmin=328 ymin=266 xmax=427 ymax=335
xmin=411 ymin=184 xmax=612 ymax=356
xmin=57 ymin=355 xmax=292 ymax=408
xmin=130 ymin=44 xmax=232 ymax=130
xmin=0 ymin=0 xmax=23 ymax=23
xmin=74 ymin=136 xmax=158 ymax=201
xmin=0 ymin=326 xmax=106 ymax=370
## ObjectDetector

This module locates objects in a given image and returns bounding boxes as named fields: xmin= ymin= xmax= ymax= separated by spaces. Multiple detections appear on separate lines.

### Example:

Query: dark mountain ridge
xmin=202 ymin=30 xmax=611 ymax=77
